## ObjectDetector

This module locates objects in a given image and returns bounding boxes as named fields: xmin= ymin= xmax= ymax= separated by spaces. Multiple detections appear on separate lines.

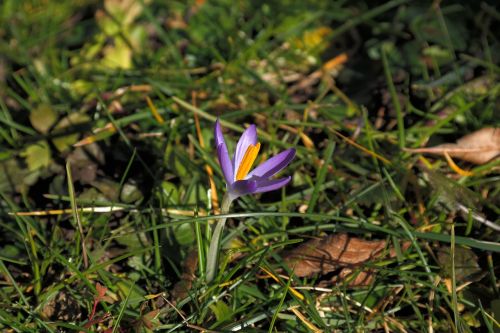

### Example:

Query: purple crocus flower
xmin=214 ymin=119 xmax=295 ymax=201
xmin=206 ymin=119 xmax=295 ymax=282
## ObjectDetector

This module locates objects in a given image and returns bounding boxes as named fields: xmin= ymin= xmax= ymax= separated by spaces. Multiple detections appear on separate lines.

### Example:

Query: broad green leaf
xmin=115 ymin=226 xmax=149 ymax=249
xmin=209 ymin=300 xmax=232 ymax=323
xmin=437 ymin=247 xmax=481 ymax=282
xmin=29 ymin=105 xmax=57 ymax=134
xmin=120 ymin=183 xmax=143 ymax=203
xmin=162 ymin=181 xmax=180 ymax=204
xmin=116 ymin=280 xmax=146 ymax=305
xmin=21 ymin=141 xmax=51 ymax=171
xmin=78 ymin=187 xmax=108 ymax=203
xmin=102 ymin=39 xmax=132 ymax=69
xmin=173 ymin=222 xmax=195 ymax=246
xmin=91 ymin=179 xmax=120 ymax=201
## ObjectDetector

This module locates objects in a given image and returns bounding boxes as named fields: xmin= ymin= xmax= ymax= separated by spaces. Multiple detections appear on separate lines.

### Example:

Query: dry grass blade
xmin=405 ymin=127 xmax=500 ymax=164
xmin=443 ymin=151 xmax=474 ymax=176
xmin=259 ymin=266 xmax=304 ymax=300
xmin=289 ymin=306 xmax=323 ymax=333
xmin=66 ymin=162 xmax=88 ymax=268
xmin=333 ymin=130 xmax=391 ymax=165
xmin=146 ymin=96 xmax=165 ymax=124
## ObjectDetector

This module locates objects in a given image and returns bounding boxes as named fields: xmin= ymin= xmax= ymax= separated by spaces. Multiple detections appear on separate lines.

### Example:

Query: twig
xmin=456 ymin=203 xmax=500 ymax=231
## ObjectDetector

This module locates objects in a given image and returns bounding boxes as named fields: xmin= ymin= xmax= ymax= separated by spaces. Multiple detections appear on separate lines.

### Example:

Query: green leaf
xmin=115 ymin=226 xmax=150 ymax=249
xmin=78 ymin=187 xmax=108 ymax=203
xmin=209 ymin=300 xmax=232 ymax=323
xmin=90 ymin=179 xmax=120 ymax=201
xmin=120 ymin=183 xmax=143 ymax=203
xmin=173 ymin=222 xmax=195 ymax=246
xmin=115 ymin=280 xmax=146 ymax=306
xmin=21 ymin=141 xmax=51 ymax=171
xmin=29 ymin=105 xmax=57 ymax=134
xmin=437 ymin=247 xmax=481 ymax=282
xmin=0 ymin=159 xmax=38 ymax=193
xmin=162 ymin=181 xmax=179 ymax=204
xmin=0 ymin=244 xmax=20 ymax=258
xmin=102 ymin=39 xmax=132 ymax=69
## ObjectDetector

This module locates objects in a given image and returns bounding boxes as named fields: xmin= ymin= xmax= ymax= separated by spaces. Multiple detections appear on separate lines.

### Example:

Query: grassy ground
xmin=1 ymin=0 xmax=499 ymax=332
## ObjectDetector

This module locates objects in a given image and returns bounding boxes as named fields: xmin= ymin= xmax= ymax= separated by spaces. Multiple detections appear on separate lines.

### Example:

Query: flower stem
xmin=205 ymin=193 xmax=233 ymax=283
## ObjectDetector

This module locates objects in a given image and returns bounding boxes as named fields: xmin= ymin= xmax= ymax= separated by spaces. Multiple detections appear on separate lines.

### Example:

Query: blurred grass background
xmin=0 ymin=0 xmax=499 ymax=332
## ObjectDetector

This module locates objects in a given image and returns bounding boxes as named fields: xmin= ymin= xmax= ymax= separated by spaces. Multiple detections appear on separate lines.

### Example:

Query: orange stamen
xmin=236 ymin=143 xmax=261 ymax=180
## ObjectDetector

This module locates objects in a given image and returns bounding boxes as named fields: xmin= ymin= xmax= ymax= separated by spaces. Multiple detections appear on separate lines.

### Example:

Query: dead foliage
xmin=41 ymin=290 xmax=82 ymax=322
xmin=405 ymin=127 xmax=500 ymax=164
xmin=283 ymin=233 xmax=410 ymax=286
xmin=170 ymin=248 xmax=199 ymax=301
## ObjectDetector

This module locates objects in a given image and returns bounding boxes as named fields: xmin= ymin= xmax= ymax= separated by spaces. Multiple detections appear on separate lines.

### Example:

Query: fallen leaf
xmin=437 ymin=247 xmax=482 ymax=282
xmin=102 ymin=39 xmax=132 ymax=69
xmin=171 ymin=248 xmax=198 ymax=301
xmin=0 ymin=159 xmax=34 ymax=193
xmin=405 ymin=127 xmax=500 ymax=164
xmin=115 ymin=280 xmax=146 ymax=302
xmin=41 ymin=290 xmax=82 ymax=322
xmin=120 ymin=182 xmax=143 ymax=203
xmin=67 ymin=143 xmax=105 ymax=184
xmin=30 ymin=105 xmax=57 ymax=134
xmin=90 ymin=179 xmax=121 ymax=201
xmin=425 ymin=168 xmax=480 ymax=209
xmin=104 ymin=0 xmax=146 ymax=27
xmin=21 ymin=141 xmax=51 ymax=171
xmin=141 ymin=309 xmax=161 ymax=330
xmin=332 ymin=268 xmax=377 ymax=287
xmin=283 ymin=233 xmax=409 ymax=286
xmin=209 ymin=300 xmax=232 ymax=323
xmin=284 ymin=233 xmax=385 ymax=277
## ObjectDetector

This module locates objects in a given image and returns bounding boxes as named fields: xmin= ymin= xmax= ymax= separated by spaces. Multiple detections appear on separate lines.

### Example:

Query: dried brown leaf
xmin=283 ymin=234 xmax=387 ymax=277
xmin=171 ymin=248 xmax=198 ymax=301
xmin=42 ymin=290 xmax=82 ymax=321
xmin=333 ymin=268 xmax=376 ymax=287
xmin=283 ymin=233 xmax=409 ymax=286
xmin=437 ymin=246 xmax=482 ymax=282
xmin=141 ymin=309 xmax=161 ymax=330
xmin=405 ymin=127 xmax=500 ymax=164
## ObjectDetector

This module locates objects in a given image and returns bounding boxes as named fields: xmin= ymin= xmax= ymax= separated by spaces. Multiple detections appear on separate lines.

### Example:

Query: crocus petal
xmin=230 ymin=179 xmax=258 ymax=197
xmin=253 ymin=176 xmax=291 ymax=194
xmin=247 ymin=148 xmax=296 ymax=179
xmin=214 ymin=118 xmax=226 ymax=147
xmin=217 ymin=143 xmax=233 ymax=184
xmin=233 ymin=125 xmax=257 ymax=177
